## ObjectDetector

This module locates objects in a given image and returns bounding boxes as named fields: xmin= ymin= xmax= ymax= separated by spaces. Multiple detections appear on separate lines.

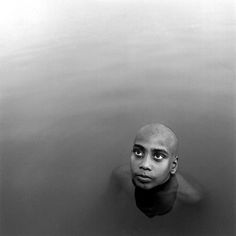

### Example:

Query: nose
xmin=139 ymin=155 xmax=152 ymax=171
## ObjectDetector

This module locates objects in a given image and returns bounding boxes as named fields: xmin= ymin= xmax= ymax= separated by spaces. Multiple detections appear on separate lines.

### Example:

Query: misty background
xmin=0 ymin=0 xmax=235 ymax=235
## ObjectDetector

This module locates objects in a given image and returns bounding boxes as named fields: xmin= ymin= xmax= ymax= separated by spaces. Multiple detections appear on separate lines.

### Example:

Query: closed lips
xmin=136 ymin=174 xmax=152 ymax=179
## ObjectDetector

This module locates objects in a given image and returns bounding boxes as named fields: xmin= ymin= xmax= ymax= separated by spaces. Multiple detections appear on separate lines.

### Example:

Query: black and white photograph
xmin=0 ymin=0 xmax=235 ymax=235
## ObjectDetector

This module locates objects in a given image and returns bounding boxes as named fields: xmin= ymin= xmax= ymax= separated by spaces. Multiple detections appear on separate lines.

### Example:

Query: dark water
xmin=0 ymin=1 xmax=235 ymax=235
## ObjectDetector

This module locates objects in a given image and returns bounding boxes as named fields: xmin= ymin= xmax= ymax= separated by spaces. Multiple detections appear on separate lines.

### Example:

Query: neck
xmin=134 ymin=174 xmax=178 ymax=217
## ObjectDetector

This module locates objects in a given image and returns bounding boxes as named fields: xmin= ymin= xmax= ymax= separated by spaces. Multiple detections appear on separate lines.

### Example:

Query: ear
xmin=170 ymin=155 xmax=178 ymax=174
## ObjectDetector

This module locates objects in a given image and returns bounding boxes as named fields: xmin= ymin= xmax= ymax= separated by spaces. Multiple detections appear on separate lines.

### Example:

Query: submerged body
xmin=111 ymin=123 xmax=203 ymax=217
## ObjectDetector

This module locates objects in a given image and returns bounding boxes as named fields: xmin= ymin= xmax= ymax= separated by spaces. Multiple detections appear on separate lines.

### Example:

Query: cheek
xmin=153 ymin=161 xmax=171 ymax=174
xmin=130 ymin=155 xmax=139 ymax=164
xmin=130 ymin=156 xmax=137 ymax=170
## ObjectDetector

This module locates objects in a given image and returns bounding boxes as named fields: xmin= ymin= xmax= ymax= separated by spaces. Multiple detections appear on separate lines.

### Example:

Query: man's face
xmin=130 ymin=131 xmax=177 ymax=190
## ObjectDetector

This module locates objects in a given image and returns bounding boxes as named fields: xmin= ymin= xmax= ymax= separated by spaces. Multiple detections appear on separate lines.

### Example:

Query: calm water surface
xmin=0 ymin=1 xmax=235 ymax=235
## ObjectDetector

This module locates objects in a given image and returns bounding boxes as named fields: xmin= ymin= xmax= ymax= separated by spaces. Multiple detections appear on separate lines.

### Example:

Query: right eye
xmin=133 ymin=149 xmax=144 ymax=158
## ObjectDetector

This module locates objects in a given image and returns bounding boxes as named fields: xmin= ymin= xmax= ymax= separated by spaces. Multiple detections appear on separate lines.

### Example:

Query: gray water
xmin=0 ymin=1 xmax=235 ymax=235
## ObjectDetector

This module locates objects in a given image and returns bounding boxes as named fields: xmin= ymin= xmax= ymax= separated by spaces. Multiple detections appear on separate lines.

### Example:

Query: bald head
xmin=134 ymin=123 xmax=178 ymax=156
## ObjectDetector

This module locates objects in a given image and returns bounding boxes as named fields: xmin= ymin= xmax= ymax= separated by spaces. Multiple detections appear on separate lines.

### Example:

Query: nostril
xmin=139 ymin=158 xmax=151 ymax=171
xmin=140 ymin=166 xmax=151 ymax=171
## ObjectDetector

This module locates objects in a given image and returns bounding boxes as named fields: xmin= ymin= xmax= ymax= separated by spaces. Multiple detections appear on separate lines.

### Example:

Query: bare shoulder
xmin=111 ymin=164 xmax=133 ymax=194
xmin=176 ymin=173 xmax=204 ymax=204
xmin=112 ymin=164 xmax=131 ymax=180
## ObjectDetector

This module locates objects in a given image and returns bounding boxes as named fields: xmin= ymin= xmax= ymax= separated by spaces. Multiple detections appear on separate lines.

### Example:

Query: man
xmin=111 ymin=123 xmax=203 ymax=217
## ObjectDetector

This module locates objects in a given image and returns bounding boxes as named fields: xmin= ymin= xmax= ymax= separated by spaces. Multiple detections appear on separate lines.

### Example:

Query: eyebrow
xmin=133 ymin=144 xmax=169 ymax=155
xmin=133 ymin=144 xmax=145 ymax=150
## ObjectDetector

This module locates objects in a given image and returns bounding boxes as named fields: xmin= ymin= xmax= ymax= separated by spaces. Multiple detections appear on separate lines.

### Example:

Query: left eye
xmin=153 ymin=155 xmax=164 ymax=161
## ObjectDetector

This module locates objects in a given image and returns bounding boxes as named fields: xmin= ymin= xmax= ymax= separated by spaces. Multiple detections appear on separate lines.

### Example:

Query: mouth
xmin=135 ymin=174 xmax=152 ymax=183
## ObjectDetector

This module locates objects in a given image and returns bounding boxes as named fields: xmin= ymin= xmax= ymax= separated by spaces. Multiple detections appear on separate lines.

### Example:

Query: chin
xmin=133 ymin=179 xmax=154 ymax=190
xmin=139 ymin=184 xmax=153 ymax=190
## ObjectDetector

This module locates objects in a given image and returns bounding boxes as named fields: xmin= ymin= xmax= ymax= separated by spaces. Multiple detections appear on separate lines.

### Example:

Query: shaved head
xmin=134 ymin=123 xmax=178 ymax=156
xmin=130 ymin=123 xmax=179 ymax=189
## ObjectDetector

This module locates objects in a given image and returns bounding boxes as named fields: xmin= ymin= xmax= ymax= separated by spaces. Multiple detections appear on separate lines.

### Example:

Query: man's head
xmin=130 ymin=123 xmax=178 ymax=190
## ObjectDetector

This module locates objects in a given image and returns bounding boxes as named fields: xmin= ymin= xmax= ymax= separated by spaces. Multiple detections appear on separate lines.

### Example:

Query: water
xmin=0 ymin=1 xmax=235 ymax=235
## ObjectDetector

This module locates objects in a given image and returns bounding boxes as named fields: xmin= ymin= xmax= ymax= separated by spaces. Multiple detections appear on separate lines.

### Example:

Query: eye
xmin=133 ymin=149 xmax=144 ymax=158
xmin=153 ymin=154 xmax=165 ymax=161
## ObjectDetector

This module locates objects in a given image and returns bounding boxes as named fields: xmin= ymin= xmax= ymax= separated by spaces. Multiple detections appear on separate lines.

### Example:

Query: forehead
xmin=134 ymin=124 xmax=177 ymax=153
